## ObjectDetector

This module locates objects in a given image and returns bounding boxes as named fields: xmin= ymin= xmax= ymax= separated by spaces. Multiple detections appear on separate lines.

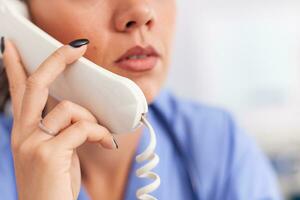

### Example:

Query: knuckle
xmin=26 ymin=75 xmax=42 ymax=90
xmin=52 ymin=50 xmax=66 ymax=63
xmin=58 ymin=100 xmax=74 ymax=112
xmin=76 ymin=120 xmax=91 ymax=132
xmin=15 ymin=142 xmax=31 ymax=158
xmin=99 ymin=128 xmax=110 ymax=139
xmin=102 ymin=127 xmax=110 ymax=136
xmin=35 ymin=144 xmax=52 ymax=162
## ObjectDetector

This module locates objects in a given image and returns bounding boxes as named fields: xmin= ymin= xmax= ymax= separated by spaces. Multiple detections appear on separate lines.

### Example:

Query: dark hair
xmin=0 ymin=59 xmax=10 ymax=113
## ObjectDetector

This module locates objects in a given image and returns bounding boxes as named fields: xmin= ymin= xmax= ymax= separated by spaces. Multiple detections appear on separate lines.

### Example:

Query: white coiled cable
xmin=135 ymin=115 xmax=160 ymax=200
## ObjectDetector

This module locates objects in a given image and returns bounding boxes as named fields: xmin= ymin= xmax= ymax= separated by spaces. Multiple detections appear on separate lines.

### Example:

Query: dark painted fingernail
xmin=68 ymin=38 xmax=89 ymax=48
xmin=112 ymin=136 xmax=119 ymax=149
xmin=1 ymin=37 xmax=5 ymax=54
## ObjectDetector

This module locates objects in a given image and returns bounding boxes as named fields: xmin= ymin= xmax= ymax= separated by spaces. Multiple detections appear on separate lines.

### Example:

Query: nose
xmin=114 ymin=1 xmax=155 ymax=32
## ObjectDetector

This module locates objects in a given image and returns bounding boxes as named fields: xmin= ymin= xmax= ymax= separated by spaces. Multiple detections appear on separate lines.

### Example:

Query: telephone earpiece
xmin=0 ymin=0 xmax=148 ymax=134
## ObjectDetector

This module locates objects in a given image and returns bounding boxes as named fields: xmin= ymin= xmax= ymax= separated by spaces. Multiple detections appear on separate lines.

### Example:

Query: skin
xmin=3 ymin=0 xmax=176 ymax=199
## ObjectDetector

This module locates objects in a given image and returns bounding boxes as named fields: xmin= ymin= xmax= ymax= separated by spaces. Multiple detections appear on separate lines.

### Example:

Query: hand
xmin=2 ymin=38 xmax=118 ymax=200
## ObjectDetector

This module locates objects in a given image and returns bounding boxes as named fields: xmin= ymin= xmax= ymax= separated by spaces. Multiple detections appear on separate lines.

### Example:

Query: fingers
xmin=29 ymin=100 xmax=117 ymax=150
xmin=39 ymin=100 xmax=98 ymax=139
xmin=49 ymin=120 xmax=117 ymax=150
xmin=2 ymin=38 xmax=27 ymax=120
xmin=20 ymin=39 xmax=89 ymax=128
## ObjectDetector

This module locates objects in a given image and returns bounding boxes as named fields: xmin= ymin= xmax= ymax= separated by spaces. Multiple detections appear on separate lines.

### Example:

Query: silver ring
xmin=38 ymin=119 xmax=58 ymax=136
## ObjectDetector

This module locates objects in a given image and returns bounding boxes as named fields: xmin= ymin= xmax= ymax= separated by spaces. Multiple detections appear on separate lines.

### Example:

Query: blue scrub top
xmin=0 ymin=90 xmax=282 ymax=200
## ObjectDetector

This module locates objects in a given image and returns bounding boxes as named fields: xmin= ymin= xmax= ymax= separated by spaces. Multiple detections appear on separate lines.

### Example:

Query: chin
xmin=130 ymin=72 xmax=167 ymax=105
xmin=135 ymin=80 xmax=162 ymax=104
xmin=144 ymin=90 xmax=158 ymax=104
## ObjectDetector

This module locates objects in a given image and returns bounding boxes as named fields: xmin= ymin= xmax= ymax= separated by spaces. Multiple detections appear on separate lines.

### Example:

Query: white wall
xmin=167 ymin=0 xmax=300 ymax=152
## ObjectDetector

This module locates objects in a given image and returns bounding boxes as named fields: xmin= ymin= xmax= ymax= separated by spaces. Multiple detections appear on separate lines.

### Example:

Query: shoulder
xmin=152 ymin=89 xmax=232 ymax=123
xmin=150 ymin=89 xmax=245 ymax=171
xmin=151 ymin=90 xmax=282 ymax=199
xmin=151 ymin=89 xmax=236 ymax=143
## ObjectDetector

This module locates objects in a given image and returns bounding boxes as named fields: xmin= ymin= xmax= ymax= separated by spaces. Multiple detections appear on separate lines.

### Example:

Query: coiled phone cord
xmin=135 ymin=115 xmax=160 ymax=200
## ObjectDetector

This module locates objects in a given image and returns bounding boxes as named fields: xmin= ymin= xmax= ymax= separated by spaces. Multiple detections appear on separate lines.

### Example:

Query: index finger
xmin=20 ymin=38 xmax=89 ymax=128
xmin=2 ymin=38 xmax=28 ymax=120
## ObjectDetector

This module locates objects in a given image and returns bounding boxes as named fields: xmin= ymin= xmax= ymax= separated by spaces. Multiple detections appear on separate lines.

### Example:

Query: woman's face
xmin=27 ymin=0 xmax=176 ymax=103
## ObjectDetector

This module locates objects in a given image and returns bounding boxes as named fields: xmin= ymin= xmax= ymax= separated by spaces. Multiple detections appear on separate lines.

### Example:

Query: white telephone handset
xmin=0 ymin=0 xmax=160 ymax=199
xmin=0 ymin=0 xmax=148 ymax=134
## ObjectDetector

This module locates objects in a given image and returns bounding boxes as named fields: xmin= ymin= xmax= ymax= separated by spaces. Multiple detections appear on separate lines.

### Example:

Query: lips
xmin=114 ymin=46 xmax=160 ymax=72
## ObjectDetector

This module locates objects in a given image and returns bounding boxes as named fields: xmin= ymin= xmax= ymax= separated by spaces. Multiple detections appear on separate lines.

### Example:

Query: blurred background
xmin=167 ymin=0 xmax=300 ymax=199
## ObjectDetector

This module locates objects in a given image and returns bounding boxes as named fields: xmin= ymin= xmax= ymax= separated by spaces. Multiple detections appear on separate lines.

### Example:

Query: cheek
xmin=134 ymin=75 xmax=165 ymax=103
xmin=29 ymin=0 xmax=176 ymax=103
xmin=30 ymin=1 xmax=110 ymax=45
xmin=154 ymin=1 xmax=176 ymax=64
xmin=83 ymin=32 xmax=111 ymax=66
xmin=31 ymin=3 xmax=113 ymax=67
